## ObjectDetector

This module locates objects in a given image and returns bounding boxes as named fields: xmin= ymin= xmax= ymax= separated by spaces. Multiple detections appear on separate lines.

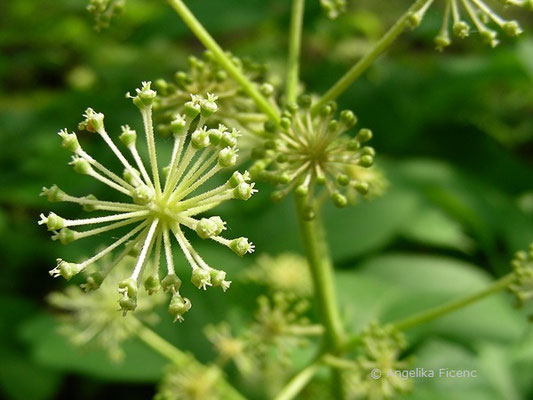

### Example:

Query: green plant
xmin=35 ymin=0 xmax=533 ymax=399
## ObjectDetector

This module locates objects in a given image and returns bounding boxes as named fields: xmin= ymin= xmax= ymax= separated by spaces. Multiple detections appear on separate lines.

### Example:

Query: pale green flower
xmin=39 ymin=82 xmax=256 ymax=322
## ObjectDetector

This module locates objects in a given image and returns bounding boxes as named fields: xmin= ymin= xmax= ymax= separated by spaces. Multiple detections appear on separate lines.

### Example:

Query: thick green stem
xmin=312 ymin=0 xmax=433 ymax=112
xmin=134 ymin=319 xmax=245 ymax=400
xmin=167 ymin=0 xmax=280 ymax=123
xmin=294 ymin=198 xmax=345 ymax=399
xmin=285 ymin=0 xmax=305 ymax=103
xmin=392 ymin=274 xmax=514 ymax=331
xmin=274 ymin=358 xmax=322 ymax=400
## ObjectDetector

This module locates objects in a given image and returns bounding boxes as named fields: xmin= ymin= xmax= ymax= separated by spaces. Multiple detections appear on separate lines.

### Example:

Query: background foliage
xmin=1 ymin=0 xmax=533 ymax=399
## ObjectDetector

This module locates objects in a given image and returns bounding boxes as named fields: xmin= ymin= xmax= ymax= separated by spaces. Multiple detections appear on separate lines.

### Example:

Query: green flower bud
xmin=196 ymin=217 xmax=225 ymax=239
xmin=81 ymin=271 xmax=104 ymax=292
xmin=229 ymin=171 xmax=249 ymax=188
xmin=331 ymin=192 xmax=348 ymax=208
xmin=210 ymin=269 xmax=231 ymax=291
xmin=357 ymin=128 xmax=373 ymax=143
xmin=503 ymin=21 xmax=522 ymax=37
xmin=58 ymin=129 xmax=80 ymax=152
xmin=119 ymin=296 xmax=137 ymax=315
xmin=303 ymin=206 xmax=316 ymax=221
xmin=347 ymin=139 xmax=361 ymax=151
xmin=434 ymin=36 xmax=451 ymax=52
xmin=192 ymin=268 xmax=212 ymax=290
xmin=264 ymin=120 xmax=277 ymax=133
xmin=297 ymin=95 xmax=312 ymax=109
xmin=82 ymin=194 xmax=98 ymax=212
xmin=200 ymin=93 xmax=218 ymax=118
xmin=233 ymin=182 xmax=255 ymax=200
xmin=359 ymin=155 xmax=374 ymax=168
xmin=208 ymin=128 xmax=222 ymax=145
xmin=340 ymin=110 xmax=357 ymax=128
xmin=453 ymin=21 xmax=470 ymax=38
xmin=184 ymin=99 xmax=201 ymax=119
xmin=39 ymin=212 xmax=64 ymax=231
xmin=53 ymin=228 xmax=77 ymax=245
xmin=354 ymin=181 xmax=370 ymax=195
xmin=280 ymin=117 xmax=292 ymax=131
xmin=161 ymin=274 xmax=182 ymax=293
xmin=132 ymin=81 xmax=157 ymax=109
xmin=119 ymin=125 xmax=137 ymax=147
xmin=218 ymin=147 xmax=238 ymax=167
xmin=220 ymin=129 xmax=239 ymax=148
xmin=40 ymin=185 xmax=65 ymax=202
xmin=169 ymin=293 xmax=191 ymax=322
xmin=79 ymin=108 xmax=105 ymax=133
xmin=295 ymin=184 xmax=308 ymax=197
xmin=271 ymin=190 xmax=285 ymax=203
xmin=336 ymin=174 xmax=350 ymax=186
xmin=50 ymin=259 xmax=82 ymax=280
xmin=229 ymin=237 xmax=254 ymax=256
xmin=144 ymin=276 xmax=161 ymax=295
xmin=260 ymin=83 xmax=275 ymax=96
xmin=170 ymin=114 xmax=187 ymax=136
xmin=70 ymin=156 xmax=93 ymax=175
xmin=406 ymin=12 xmax=422 ymax=29
xmin=119 ymin=278 xmax=138 ymax=298
xmin=132 ymin=185 xmax=154 ymax=205
xmin=191 ymin=128 xmax=211 ymax=149
xmin=480 ymin=29 xmax=499 ymax=47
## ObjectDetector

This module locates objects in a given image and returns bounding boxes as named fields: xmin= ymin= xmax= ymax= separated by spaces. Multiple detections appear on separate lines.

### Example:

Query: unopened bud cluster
xmin=250 ymin=95 xmax=375 ymax=220
xmin=320 ymin=0 xmax=347 ymax=19
xmin=40 ymin=82 xmax=256 ymax=322
xmin=406 ymin=0 xmax=530 ymax=51
xmin=153 ymin=51 xmax=276 ymax=148
xmin=87 ymin=0 xmax=126 ymax=31
xmin=508 ymin=243 xmax=533 ymax=315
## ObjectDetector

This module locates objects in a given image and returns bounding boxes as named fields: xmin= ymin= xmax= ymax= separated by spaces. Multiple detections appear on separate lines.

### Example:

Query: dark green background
xmin=1 ymin=0 xmax=533 ymax=399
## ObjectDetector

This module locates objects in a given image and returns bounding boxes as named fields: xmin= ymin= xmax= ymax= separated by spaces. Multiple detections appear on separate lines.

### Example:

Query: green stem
xmin=392 ymin=274 xmax=514 ymax=331
xmin=134 ymin=319 xmax=245 ymax=400
xmin=312 ymin=0 xmax=433 ymax=112
xmin=294 ymin=198 xmax=345 ymax=399
xmin=274 ymin=358 xmax=322 ymax=400
xmin=167 ymin=0 xmax=280 ymax=123
xmin=285 ymin=0 xmax=306 ymax=103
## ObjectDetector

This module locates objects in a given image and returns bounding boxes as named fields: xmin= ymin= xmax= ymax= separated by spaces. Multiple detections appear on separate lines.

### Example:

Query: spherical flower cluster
xmin=153 ymin=51 xmax=276 ymax=147
xmin=243 ymin=252 xmax=313 ymax=297
xmin=39 ymin=82 xmax=256 ymax=322
xmin=155 ymin=363 xmax=227 ymax=400
xmin=47 ymin=255 xmax=166 ymax=361
xmin=407 ymin=0 xmax=531 ymax=50
xmin=87 ymin=0 xmax=126 ymax=31
xmin=345 ymin=323 xmax=410 ymax=400
xmin=508 ymin=243 xmax=533 ymax=316
xmin=250 ymin=95 xmax=375 ymax=220
xmin=320 ymin=0 xmax=347 ymax=19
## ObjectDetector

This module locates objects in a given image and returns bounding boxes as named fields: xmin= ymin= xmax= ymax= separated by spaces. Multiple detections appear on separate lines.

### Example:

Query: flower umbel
xmin=47 ymin=255 xmax=166 ymax=361
xmin=407 ymin=0 xmax=530 ymax=50
xmin=40 ymin=82 xmax=257 ymax=322
xmin=250 ymin=95 xmax=375 ymax=220
xmin=154 ymin=51 xmax=276 ymax=147
xmin=86 ymin=0 xmax=126 ymax=31
xmin=243 ymin=252 xmax=313 ymax=297
xmin=508 ymin=243 xmax=533 ymax=317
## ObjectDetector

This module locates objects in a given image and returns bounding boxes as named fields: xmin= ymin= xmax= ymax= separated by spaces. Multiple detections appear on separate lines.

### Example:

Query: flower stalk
xmin=286 ymin=0 xmax=306 ymax=103
xmin=312 ymin=0 xmax=434 ymax=112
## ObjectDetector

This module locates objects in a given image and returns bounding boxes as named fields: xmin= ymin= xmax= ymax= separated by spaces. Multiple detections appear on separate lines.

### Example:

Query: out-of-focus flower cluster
xmin=47 ymin=255 xmax=166 ymax=361
xmin=508 ymin=243 xmax=533 ymax=319
xmin=87 ymin=0 xmax=126 ymax=30
xmin=154 ymin=51 xmax=276 ymax=150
